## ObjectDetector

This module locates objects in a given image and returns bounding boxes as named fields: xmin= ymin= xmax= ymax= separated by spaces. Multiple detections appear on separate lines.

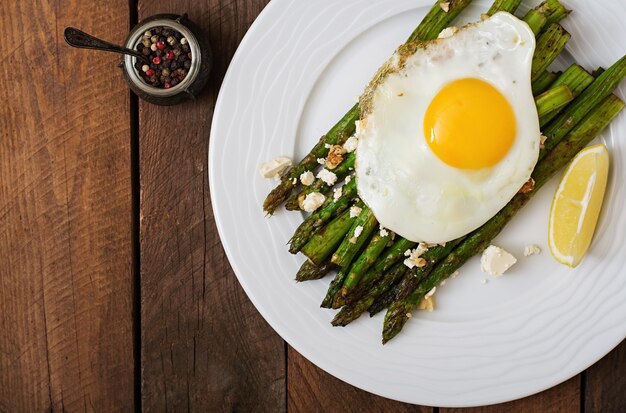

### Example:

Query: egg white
xmin=355 ymin=12 xmax=540 ymax=244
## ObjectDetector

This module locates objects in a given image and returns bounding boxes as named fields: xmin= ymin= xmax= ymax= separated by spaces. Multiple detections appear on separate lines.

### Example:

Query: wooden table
xmin=1 ymin=1 xmax=624 ymax=411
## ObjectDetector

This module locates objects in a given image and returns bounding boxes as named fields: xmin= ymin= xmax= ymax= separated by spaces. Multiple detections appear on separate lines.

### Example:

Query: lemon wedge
xmin=548 ymin=144 xmax=609 ymax=267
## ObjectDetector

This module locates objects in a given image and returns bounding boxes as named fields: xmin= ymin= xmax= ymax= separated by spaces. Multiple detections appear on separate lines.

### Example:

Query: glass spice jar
xmin=121 ymin=14 xmax=211 ymax=105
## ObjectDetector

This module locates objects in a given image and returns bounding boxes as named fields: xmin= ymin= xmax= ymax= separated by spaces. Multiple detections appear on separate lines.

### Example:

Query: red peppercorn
xmin=166 ymin=50 xmax=175 ymax=60
xmin=164 ymin=82 xmax=172 ymax=89
xmin=146 ymin=69 xmax=155 ymax=76
xmin=152 ymin=56 xmax=161 ymax=65
xmin=156 ymin=41 xmax=166 ymax=50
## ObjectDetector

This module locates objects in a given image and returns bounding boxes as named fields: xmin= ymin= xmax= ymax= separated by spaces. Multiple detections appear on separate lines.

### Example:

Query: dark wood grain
xmin=585 ymin=340 xmax=626 ymax=413
xmin=288 ymin=347 xmax=433 ymax=413
xmin=442 ymin=376 xmax=580 ymax=413
xmin=137 ymin=1 xmax=285 ymax=412
xmin=0 ymin=1 xmax=134 ymax=411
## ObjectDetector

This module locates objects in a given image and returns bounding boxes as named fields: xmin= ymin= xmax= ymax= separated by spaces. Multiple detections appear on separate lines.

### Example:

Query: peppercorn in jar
xmin=134 ymin=26 xmax=193 ymax=89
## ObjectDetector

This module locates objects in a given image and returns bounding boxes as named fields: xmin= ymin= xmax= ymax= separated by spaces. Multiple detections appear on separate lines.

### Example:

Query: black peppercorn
xmin=181 ymin=44 xmax=190 ymax=53
xmin=142 ymin=47 xmax=151 ymax=56
xmin=155 ymin=49 xmax=163 ymax=57
xmin=183 ymin=60 xmax=191 ymax=69
xmin=171 ymin=78 xmax=179 ymax=86
xmin=170 ymin=61 xmax=179 ymax=70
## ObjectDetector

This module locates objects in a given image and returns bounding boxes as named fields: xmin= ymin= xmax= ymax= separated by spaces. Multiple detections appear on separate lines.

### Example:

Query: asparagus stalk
xmin=332 ymin=263 xmax=409 ymax=327
xmin=321 ymin=267 xmax=348 ymax=308
xmin=262 ymin=0 xmax=475 ymax=215
xmin=532 ymin=71 xmax=560 ymax=96
xmin=523 ymin=8 xmax=548 ymax=35
xmin=541 ymin=55 xmax=626 ymax=157
xmin=368 ymin=238 xmax=463 ymax=316
xmin=295 ymin=260 xmax=335 ymax=282
xmin=487 ymin=0 xmax=522 ymax=16
xmin=346 ymin=237 xmax=417 ymax=303
xmin=286 ymin=152 xmax=356 ymax=211
xmin=301 ymin=205 xmax=358 ymax=265
xmin=540 ymin=64 xmax=595 ymax=126
xmin=536 ymin=85 xmax=573 ymax=126
xmin=531 ymin=23 xmax=571 ymax=82
xmin=382 ymin=94 xmax=625 ymax=344
xmin=331 ymin=206 xmax=378 ymax=268
xmin=289 ymin=178 xmax=357 ymax=254
xmin=340 ymin=230 xmax=391 ymax=298
xmin=543 ymin=0 xmax=570 ymax=27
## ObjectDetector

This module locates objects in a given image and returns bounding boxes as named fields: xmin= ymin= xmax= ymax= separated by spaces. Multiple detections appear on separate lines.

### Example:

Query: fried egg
xmin=355 ymin=12 xmax=540 ymax=244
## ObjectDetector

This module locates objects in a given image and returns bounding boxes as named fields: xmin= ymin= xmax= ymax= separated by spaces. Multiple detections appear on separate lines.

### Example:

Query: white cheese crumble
xmin=524 ymin=244 xmax=542 ymax=256
xmin=480 ymin=245 xmax=517 ymax=276
xmin=299 ymin=171 xmax=314 ymax=186
xmin=300 ymin=192 xmax=326 ymax=212
xmin=540 ymin=134 xmax=548 ymax=148
xmin=354 ymin=225 xmax=363 ymax=238
xmin=379 ymin=227 xmax=389 ymax=238
xmin=349 ymin=205 xmax=362 ymax=218
xmin=345 ymin=175 xmax=352 ymax=184
xmin=404 ymin=245 xmax=429 ymax=269
xmin=292 ymin=178 xmax=297 ymax=185
xmin=324 ymin=143 xmax=332 ymax=149
xmin=418 ymin=295 xmax=435 ymax=312
xmin=258 ymin=156 xmax=292 ymax=180
xmin=439 ymin=1 xmax=450 ymax=12
xmin=316 ymin=169 xmax=337 ymax=186
xmin=438 ymin=26 xmax=459 ymax=39
xmin=350 ymin=225 xmax=364 ymax=244
xmin=333 ymin=186 xmax=342 ymax=201
xmin=317 ymin=157 xmax=326 ymax=165
xmin=343 ymin=136 xmax=358 ymax=153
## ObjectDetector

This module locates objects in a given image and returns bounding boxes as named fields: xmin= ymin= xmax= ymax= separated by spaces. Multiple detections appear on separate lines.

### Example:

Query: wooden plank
xmin=0 ymin=1 xmax=134 ymax=411
xmin=441 ymin=376 xmax=579 ymax=413
xmin=585 ymin=339 xmax=626 ymax=412
xmin=137 ymin=1 xmax=284 ymax=411
xmin=288 ymin=347 xmax=433 ymax=413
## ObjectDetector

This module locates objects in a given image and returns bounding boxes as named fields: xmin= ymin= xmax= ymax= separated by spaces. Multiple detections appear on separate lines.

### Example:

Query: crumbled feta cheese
xmin=403 ymin=243 xmax=430 ymax=268
xmin=480 ymin=245 xmax=517 ymax=276
xmin=292 ymin=178 xmax=297 ymax=185
xmin=300 ymin=192 xmax=326 ymax=212
xmin=524 ymin=244 xmax=542 ymax=256
xmin=343 ymin=136 xmax=358 ymax=153
xmin=345 ymin=175 xmax=352 ymax=184
xmin=406 ymin=312 xmax=412 ymax=318
xmin=258 ymin=156 xmax=292 ymax=180
xmin=418 ymin=295 xmax=435 ymax=312
xmin=379 ymin=227 xmax=389 ymax=238
xmin=324 ymin=143 xmax=332 ymax=149
xmin=333 ymin=186 xmax=342 ymax=201
xmin=317 ymin=157 xmax=326 ymax=165
xmin=316 ymin=169 xmax=337 ymax=186
xmin=299 ymin=171 xmax=314 ymax=186
xmin=349 ymin=205 xmax=362 ymax=218
xmin=404 ymin=247 xmax=428 ymax=269
xmin=438 ymin=26 xmax=458 ymax=39
xmin=440 ymin=1 xmax=450 ymax=12
xmin=540 ymin=134 xmax=548 ymax=148
xmin=349 ymin=225 xmax=364 ymax=244
xmin=354 ymin=225 xmax=363 ymax=238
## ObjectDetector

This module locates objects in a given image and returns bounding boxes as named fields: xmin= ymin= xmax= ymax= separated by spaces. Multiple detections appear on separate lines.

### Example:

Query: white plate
xmin=209 ymin=0 xmax=626 ymax=407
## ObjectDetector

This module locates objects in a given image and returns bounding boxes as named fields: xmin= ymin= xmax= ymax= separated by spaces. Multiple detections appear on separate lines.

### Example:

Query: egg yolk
xmin=424 ymin=78 xmax=516 ymax=170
